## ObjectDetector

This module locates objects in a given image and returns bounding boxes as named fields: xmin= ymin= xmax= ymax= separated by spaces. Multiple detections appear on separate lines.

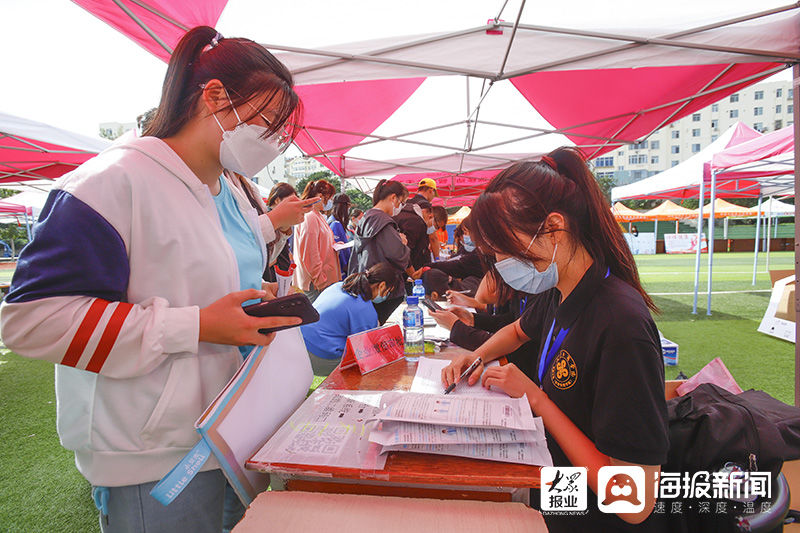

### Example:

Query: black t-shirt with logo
xmin=518 ymin=260 xmax=669 ymax=532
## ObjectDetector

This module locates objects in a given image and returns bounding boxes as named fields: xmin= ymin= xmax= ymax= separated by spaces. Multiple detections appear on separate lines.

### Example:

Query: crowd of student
xmin=0 ymin=25 xmax=670 ymax=533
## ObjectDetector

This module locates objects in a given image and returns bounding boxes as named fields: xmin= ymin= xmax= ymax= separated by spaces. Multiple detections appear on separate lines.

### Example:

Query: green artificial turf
xmin=0 ymin=349 xmax=97 ymax=532
xmin=0 ymin=250 xmax=796 ymax=531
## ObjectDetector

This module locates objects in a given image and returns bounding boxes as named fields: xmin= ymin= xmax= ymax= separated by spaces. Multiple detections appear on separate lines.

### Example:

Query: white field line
xmin=640 ymin=271 xmax=782 ymax=275
xmin=649 ymin=289 xmax=772 ymax=296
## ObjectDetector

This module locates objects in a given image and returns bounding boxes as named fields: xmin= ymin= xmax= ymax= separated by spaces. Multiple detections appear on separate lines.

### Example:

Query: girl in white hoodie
xmin=0 ymin=26 xmax=307 ymax=533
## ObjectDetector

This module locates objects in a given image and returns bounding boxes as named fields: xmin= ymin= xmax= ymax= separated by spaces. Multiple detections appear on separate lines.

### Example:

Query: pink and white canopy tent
xmin=0 ymin=200 xmax=34 ymax=243
xmin=0 ymin=111 xmax=110 ymax=187
xmin=612 ymin=122 xmax=762 ymax=201
xmin=72 ymin=2 xmax=799 ymax=193
xmin=708 ymin=125 xmax=795 ymax=198
xmin=69 ymin=0 xmax=800 ymax=402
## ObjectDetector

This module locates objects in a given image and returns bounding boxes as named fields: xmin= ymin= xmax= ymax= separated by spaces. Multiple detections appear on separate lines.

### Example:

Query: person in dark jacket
xmin=396 ymin=177 xmax=438 ymax=272
xmin=394 ymin=198 xmax=433 ymax=272
xmin=348 ymin=179 xmax=411 ymax=323
xmin=408 ymin=177 xmax=438 ymax=205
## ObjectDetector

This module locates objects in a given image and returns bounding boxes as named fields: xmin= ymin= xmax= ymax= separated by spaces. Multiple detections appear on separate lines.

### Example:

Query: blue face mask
xmin=372 ymin=293 xmax=388 ymax=304
xmin=323 ymin=199 xmax=333 ymax=211
xmin=495 ymin=236 xmax=559 ymax=295
xmin=463 ymin=235 xmax=476 ymax=252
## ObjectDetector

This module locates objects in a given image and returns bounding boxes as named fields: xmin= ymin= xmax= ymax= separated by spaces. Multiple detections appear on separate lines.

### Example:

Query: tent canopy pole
xmin=753 ymin=193 xmax=762 ymax=286
xmin=792 ymin=62 xmax=799 ymax=407
xmin=692 ymin=178 xmax=705 ymax=314
xmin=766 ymin=196 xmax=773 ymax=271
xmin=706 ymin=172 xmax=717 ymax=316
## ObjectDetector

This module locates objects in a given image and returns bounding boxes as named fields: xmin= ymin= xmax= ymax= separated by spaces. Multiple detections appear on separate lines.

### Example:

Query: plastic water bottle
xmin=412 ymin=279 xmax=426 ymax=299
xmin=403 ymin=296 xmax=424 ymax=361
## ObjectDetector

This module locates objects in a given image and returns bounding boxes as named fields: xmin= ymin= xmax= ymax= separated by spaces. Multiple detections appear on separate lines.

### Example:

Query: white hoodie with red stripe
xmin=0 ymin=136 xmax=268 ymax=487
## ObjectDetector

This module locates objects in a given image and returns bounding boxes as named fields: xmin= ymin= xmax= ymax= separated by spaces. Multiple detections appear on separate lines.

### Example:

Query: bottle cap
xmin=406 ymin=296 xmax=419 ymax=305
xmin=414 ymin=279 xmax=423 ymax=285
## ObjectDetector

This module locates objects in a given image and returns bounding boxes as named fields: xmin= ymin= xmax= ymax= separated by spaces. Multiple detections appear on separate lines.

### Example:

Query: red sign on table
xmin=339 ymin=324 xmax=405 ymax=374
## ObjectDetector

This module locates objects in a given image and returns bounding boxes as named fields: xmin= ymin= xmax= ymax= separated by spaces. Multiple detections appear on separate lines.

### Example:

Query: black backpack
xmin=665 ymin=383 xmax=800 ymax=532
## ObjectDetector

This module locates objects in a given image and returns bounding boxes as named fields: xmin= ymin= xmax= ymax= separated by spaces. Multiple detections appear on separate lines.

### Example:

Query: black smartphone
xmin=243 ymin=293 xmax=320 ymax=334
xmin=420 ymin=297 xmax=444 ymax=313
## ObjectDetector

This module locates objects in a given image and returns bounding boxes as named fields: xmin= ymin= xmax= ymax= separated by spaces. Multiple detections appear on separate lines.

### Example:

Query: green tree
xmin=594 ymin=173 xmax=616 ymax=202
xmin=0 ymin=223 xmax=29 ymax=254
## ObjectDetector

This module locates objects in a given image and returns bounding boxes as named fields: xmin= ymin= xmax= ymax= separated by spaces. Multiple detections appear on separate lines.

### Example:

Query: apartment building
xmin=593 ymin=80 xmax=795 ymax=186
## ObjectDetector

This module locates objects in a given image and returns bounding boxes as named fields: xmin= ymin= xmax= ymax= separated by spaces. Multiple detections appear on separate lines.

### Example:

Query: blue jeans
xmin=97 ymin=470 xmax=226 ymax=533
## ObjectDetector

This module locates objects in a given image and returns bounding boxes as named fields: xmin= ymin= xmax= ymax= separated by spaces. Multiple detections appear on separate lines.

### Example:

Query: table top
xmin=246 ymin=348 xmax=542 ymax=489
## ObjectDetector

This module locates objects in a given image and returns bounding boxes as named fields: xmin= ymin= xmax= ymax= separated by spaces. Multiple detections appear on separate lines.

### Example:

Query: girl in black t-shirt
xmin=442 ymin=147 xmax=668 ymax=532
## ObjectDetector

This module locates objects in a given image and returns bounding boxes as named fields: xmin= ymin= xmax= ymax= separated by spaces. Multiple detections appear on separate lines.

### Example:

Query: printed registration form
xmin=374 ymin=391 xmax=538 ymax=431
xmin=410 ymin=357 xmax=507 ymax=397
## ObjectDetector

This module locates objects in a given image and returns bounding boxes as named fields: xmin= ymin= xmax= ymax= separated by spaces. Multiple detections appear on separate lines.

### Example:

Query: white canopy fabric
xmin=611 ymin=122 xmax=760 ymax=201
xmin=3 ymin=190 xmax=51 ymax=220
xmin=0 ymin=111 xmax=110 ymax=187
xmin=754 ymin=197 xmax=796 ymax=215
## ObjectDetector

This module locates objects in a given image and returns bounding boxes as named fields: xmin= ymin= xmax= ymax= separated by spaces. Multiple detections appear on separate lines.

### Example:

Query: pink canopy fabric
xmin=293 ymin=79 xmax=426 ymax=175
xmin=71 ymin=2 xmax=800 ymax=189
xmin=0 ymin=112 xmax=110 ymax=185
xmin=391 ymin=170 xmax=498 ymax=206
xmin=72 ymin=0 xmax=227 ymax=62
xmin=711 ymin=125 xmax=794 ymax=175
xmin=511 ymin=63 xmax=780 ymax=160
xmin=0 ymin=201 xmax=32 ymax=215
xmin=692 ymin=125 xmax=796 ymax=198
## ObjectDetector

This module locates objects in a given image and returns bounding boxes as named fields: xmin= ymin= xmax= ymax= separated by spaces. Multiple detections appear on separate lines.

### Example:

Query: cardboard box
xmin=776 ymin=282 xmax=796 ymax=323
xmin=770 ymin=269 xmax=795 ymax=287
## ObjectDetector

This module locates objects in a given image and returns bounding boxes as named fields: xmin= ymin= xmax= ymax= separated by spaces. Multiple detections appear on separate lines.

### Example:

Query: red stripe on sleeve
xmin=61 ymin=299 xmax=110 ymax=367
xmin=84 ymin=303 xmax=134 ymax=374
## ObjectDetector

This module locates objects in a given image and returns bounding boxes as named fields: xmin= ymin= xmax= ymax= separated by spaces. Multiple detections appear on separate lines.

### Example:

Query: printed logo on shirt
xmin=550 ymin=350 xmax=577 ymax=390
xmin=598 ymin=466 xmax=646 ymax=514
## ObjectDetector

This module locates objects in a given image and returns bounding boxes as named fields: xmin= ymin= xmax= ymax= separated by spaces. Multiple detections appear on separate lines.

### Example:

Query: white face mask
xmin=213 ymin=94 xmax=282 ymax=178
xmin=392 ymin=201 xmax=405 ymax=216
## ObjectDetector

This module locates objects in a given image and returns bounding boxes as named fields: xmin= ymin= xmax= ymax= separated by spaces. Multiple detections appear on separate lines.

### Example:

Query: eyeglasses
xmin=244 ymin=101 xmax=293 ymax=152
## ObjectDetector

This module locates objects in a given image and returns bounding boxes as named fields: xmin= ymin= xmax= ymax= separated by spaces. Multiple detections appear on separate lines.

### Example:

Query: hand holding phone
xmin=420 ymin=297 xmax=444 ymax=313
xmin=243 ymin=293 xmax=320 ymax=334
xmin=199 ymin=289 xmax=303 ymax=346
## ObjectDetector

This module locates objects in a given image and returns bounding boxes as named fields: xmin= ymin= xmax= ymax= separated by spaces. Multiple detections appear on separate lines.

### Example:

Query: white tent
xmin=3 ymin=190 xmax=50 ymax=220
xmin=754 ymin=197 xmax=796 ymax=215
xmin=611 ymin=122 xmax=760 ymax=201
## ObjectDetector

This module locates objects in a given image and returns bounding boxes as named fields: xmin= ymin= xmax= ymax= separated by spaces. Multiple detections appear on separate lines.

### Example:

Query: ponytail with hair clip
xmin=540 ymin=155 xmax=558 ymax=171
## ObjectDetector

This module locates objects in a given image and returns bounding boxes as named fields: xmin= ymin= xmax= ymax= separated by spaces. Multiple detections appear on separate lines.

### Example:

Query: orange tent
xmin=644 ymin=200 xmax=696 ymax=220
xmin=695 ymin=198 xmax=753 ymax=219
xmin=611 ymin=202 xmax=649 ymax=222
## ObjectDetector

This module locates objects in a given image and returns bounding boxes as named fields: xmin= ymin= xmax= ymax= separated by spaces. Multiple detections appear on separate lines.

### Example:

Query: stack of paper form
xmin=369 ymin=359 xmax=552 ymax=467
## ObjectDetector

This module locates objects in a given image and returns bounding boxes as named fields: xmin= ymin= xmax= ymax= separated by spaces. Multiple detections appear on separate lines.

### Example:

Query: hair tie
xmin=540 ymin=155 xmax=557 ymax=171
xmin=201 ymin=32 xmax=224 ymax=54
